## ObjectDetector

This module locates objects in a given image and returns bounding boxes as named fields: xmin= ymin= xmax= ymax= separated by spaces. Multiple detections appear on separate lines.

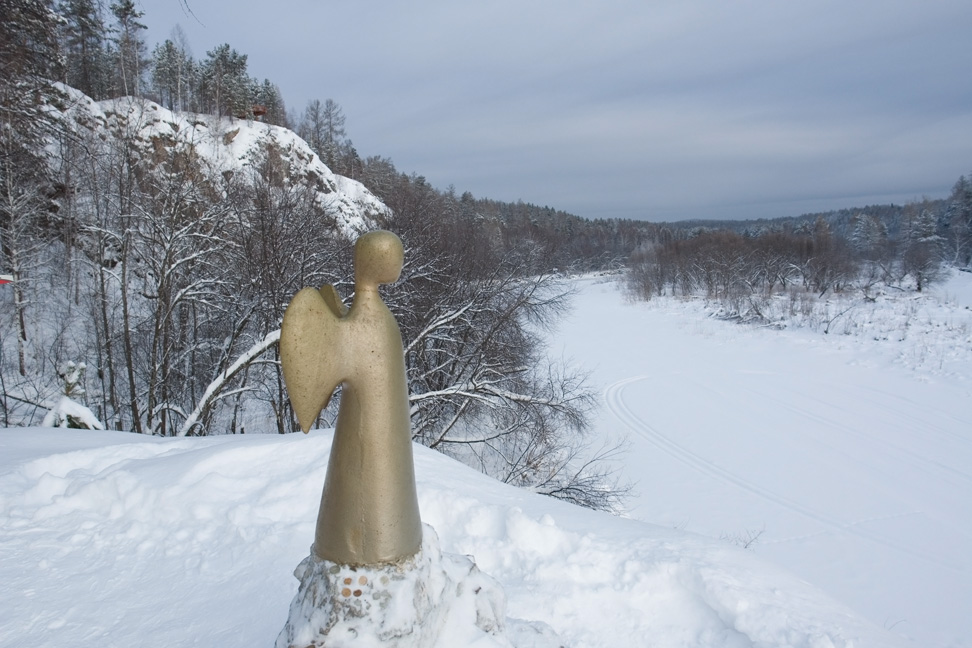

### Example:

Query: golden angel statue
xmin=279 ymin=230 xmax=422 ymax=566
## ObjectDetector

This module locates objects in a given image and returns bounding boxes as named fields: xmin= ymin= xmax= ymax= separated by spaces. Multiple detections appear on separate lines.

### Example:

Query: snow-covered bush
xmin=42 ymin=395 xmax=104 ymax=429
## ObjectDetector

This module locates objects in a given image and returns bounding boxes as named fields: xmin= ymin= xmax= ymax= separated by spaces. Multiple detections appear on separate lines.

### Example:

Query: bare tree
xmin=219 ymin=137 xmax=348 ymax=435
xmin=362 ymin=171 xmax=623 ymax=510
xmin=0 ymin=168 xmax=47 ymax=376
xmin=298 ymin=98 xmax=346 ymax=168
xmin=129 ymin=169 xmax=237 ymax=435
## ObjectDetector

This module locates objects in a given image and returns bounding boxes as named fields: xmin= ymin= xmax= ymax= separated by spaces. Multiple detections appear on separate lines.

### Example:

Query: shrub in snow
xmin=42 ymin=396 xmax=104 ymax=430
xmin=57 ymin=361 xmax=88 ymax=400
xmin=40 ymin=361 xmax=104 ymax=429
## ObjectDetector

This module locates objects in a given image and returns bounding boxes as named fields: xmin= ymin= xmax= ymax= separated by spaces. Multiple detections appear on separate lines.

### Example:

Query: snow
xmin=553 ymin=270 xmax=972 ymax=648
xmin=40 ymin=396 xmax=104 ymax=430
xmin=0 ymin=427 xmax=904 ymax=648
xmin=50 ymin=85 xmax=388 ymax=237
xmin=2 ymin=271 xmax=970 ymax=647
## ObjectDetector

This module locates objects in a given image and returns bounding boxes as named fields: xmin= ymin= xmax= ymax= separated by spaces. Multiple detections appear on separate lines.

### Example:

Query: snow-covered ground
xmin=554 ymin=270 xmax=972 ymax=648
xmin=0 ymin=428 xmax=909 ymax=648
xmin=1 ymin=271 xmax=969 ymax=647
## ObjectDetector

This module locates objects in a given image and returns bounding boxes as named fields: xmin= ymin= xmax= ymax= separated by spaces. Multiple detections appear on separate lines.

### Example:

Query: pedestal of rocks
xmin=276 ymin=525 xmax=513 ymax=648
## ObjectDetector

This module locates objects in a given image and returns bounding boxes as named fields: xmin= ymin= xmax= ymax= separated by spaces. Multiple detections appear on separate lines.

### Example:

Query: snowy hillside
xmin=0 ymin=426 xmax=909 ymax=648
xmin=48 ymin=84 xmax=388 ymax=235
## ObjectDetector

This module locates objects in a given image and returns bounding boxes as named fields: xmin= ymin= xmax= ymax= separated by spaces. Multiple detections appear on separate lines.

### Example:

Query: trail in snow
xmin=604 ymin=376 xmax=955 ymax=570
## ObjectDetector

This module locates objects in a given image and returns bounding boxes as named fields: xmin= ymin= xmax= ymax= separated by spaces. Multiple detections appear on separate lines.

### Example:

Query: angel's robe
xmin=280 ymin=233 xmax=422 ymax=566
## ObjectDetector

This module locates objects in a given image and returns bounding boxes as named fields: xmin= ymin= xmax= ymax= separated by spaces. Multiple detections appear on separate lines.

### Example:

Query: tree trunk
xmin=97 ymin=265 xmax=121 ymax=427
xmin=120 ymin=236 xmax=143 ymax=434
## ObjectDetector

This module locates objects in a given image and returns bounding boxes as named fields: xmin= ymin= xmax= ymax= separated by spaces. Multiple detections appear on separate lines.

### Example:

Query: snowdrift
xmin=0 ymin=427 xmax=909 ymax=647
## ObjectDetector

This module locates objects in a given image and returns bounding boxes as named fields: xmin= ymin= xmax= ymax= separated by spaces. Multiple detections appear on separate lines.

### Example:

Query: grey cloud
xmin=140 ymin=0 xmax=972 ymax=221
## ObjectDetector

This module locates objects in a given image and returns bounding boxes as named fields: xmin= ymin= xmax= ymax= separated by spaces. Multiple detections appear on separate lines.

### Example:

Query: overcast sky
xmin=138 ymin=0 xmax=971 ymax=222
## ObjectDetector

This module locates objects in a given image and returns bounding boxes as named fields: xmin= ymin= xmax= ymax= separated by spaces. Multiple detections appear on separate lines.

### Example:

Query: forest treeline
xmin=628 ymin=191 xmax=971 ymax=309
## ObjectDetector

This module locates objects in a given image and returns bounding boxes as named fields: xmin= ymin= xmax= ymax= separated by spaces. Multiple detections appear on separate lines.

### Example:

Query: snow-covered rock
xmin=47 ymin=84 xmax=388 ymax=237
xmin=276 ymin=525 xmax=531 ymax=648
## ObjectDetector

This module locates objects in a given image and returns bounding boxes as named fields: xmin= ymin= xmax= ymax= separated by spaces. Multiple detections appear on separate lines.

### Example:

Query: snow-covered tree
xmin=850 ymin=213 xmax=888 ymax=259
xmin=1 ymin=0 xmax=63 ymax=377
xmin=212 ymin=139 xmax=347 ymax=435
xmin=1 ymin=0 xmax=63 ymax=175
xmin=127 ymin=157 xmax=240 ymax=436
xmin=357 ymin=170 xmax=621 ymax=510
xmin=903 ymin=206 xmax=944 ymax=292
xmin=0 ymin=165 xmax=48 ymax=376
xmin=943 ymin=174 xmax=972 ymax=267
xmin=200 ymin=43 xmax=251 ymax=117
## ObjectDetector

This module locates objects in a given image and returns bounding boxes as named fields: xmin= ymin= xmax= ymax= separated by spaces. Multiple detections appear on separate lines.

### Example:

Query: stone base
xmin=275 ymin=525 xmax=513 ymax=648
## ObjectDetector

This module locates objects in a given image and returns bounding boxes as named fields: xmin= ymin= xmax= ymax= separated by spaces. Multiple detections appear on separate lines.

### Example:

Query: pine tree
xmin=903 ymin=207 xmax=944 ymax=291
xmin=200 ymin=43 xmax=250 ymax=117
xmin=254 ymin=79 xmax=286 ymax=126
xmin=335 ymin=140 xmax=361 ymax=179
xmin=59 ymin=0 xmax=110 ymax=99
xmin=1 ymin=0 xmax=62 ymax=104
xmin=321 ymin=99 xmax=346 ymax=168
xmin=108 ymin=0 xmax=147 ymax=97
xmin=850 ymin=213 xmax=887 ymax=259
xmin=297 ymin=99 xmax=325 ymax=156
xmin=151 ymin=39 xmax=187 ymax=109
xmin=944 ymin=175 xmax=972 ymax=267
xmin=0 ymin=0 xmax=63 ymax=189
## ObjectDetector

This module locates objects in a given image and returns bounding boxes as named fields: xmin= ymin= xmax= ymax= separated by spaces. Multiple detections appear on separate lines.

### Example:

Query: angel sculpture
xmin=280 ymin=230 xmax=422 ymax=566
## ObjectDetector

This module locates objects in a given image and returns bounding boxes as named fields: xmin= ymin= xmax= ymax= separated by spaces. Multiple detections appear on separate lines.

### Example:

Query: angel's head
xmin=354 ymin=230 xmax=404 ymax=289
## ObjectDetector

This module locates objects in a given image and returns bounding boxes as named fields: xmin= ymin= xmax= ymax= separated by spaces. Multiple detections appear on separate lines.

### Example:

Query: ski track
xmin=847 ymin=383 xmax=972 ymax=446
xmin=763 ymin=511 xmax=924 ymax=546
xmin=736 ymin=384 xmax=972 ymax=486
xmin=604 ymin=376 xmax=960 ymax=571
xmin=733 ymin=373 xmax=972 ymax=485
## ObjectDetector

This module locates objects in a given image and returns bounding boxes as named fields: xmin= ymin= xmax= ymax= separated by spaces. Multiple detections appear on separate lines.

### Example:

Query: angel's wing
xmin=280 ymin=285 xmax=346 ymax=433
